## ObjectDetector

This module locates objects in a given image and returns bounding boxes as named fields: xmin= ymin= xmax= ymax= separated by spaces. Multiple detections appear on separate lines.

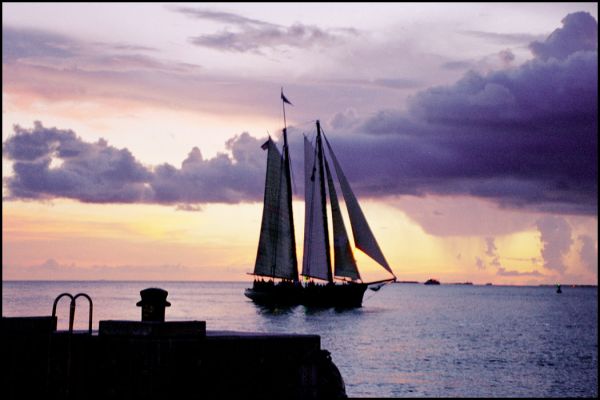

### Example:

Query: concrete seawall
xmin=1 ymin=316 xmax=346 ymax=399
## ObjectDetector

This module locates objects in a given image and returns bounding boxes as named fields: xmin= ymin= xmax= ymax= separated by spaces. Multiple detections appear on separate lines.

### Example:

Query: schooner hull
xmin=244 ymin=281 xmax=303 ymax=306
xmin=245 ymin=282 xmax=369 ymax=308
xmin=302 ymin=283 xmax=368 ymax=308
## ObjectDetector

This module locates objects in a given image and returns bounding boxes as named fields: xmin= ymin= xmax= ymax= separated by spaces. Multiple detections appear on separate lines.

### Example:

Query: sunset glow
xmin=2 ymin=3 xmax=597 ymax=285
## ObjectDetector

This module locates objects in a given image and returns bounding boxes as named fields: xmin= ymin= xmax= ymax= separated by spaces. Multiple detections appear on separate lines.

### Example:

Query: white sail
xmin=254 ymin=139 xmax=296 ymax=280
xmin=302 ymin=136 xmax=330 ymax=281
xmin=324 ymin=157 xmax=360 ymax=281
xmin=324 ymin=136 xmax=394 ymax=275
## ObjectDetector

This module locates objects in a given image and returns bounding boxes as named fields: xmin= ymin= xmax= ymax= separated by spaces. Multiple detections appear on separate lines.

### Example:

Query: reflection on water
xmin=2 ymin=281 xmax=597 ymax=397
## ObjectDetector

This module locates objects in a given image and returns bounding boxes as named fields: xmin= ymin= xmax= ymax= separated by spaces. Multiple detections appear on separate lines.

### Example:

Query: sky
xmin=2 ymin=2 xmax=598 ymax=285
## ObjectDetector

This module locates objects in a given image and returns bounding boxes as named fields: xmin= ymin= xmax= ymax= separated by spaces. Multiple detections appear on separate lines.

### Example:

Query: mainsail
xmin=254 ymin=138 xmax=296 ymax=280
xmin=323 ymin=135 xmax=394 ymax=275
xmin=302 ymin=136 xmax=330 ymax=281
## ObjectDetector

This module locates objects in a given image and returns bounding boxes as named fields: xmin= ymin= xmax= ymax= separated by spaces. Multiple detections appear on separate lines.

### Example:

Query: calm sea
xmin=2 ymin=281 xmax=597 ymax=398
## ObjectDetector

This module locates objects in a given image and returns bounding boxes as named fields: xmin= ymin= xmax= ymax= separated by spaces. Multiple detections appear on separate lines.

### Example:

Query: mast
xmin=316 ymin=120 xmax=333 ymax=284
xmin=282 ymin=95 xmax=299 ymax=283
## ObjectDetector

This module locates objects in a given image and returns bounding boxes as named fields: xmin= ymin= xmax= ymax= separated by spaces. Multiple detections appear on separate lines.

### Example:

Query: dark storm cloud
xmin=4 ymin=122 xmax=152 ymax=203
xmin=332 ymin=11 xmax=597 ymax=215
xmin=174 ymin=6 xmax=357 ymax=53
xmin=151 ymin=133 xmax=265 ymax=203
xmin=529 ymin=12 xmax=598 ymax=61
xmin=3 ymin=122 xmax=266 ymax=205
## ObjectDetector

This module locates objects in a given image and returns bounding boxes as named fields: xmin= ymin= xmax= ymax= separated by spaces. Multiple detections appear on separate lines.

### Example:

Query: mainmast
xmin=281 ymin=91 xmax=299 ymax=283
xmin=316 ymin=120 xmax=333 ymax=284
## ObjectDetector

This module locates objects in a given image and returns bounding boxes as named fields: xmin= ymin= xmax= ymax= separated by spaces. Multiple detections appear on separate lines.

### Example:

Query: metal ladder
xmin=51 ymin=292 xmax=93 ymax=334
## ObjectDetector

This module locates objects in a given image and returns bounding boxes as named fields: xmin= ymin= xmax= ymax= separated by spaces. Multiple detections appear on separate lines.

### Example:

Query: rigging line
xmin=363 ymin=280 xmax=393 ymax=301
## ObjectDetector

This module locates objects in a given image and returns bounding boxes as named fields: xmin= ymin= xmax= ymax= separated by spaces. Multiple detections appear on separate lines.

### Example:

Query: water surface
xmin=3 ymin=281 xmax=597 ymax=397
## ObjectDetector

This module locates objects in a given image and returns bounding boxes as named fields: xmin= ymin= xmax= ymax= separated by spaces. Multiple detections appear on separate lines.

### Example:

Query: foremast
xmin=252 ymin=91 xmax=299 ymax=283
xmin=282 ymin=125 xmax=299 ymax=283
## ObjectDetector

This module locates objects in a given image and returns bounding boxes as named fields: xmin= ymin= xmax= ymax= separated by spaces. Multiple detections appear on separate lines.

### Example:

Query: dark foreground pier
xmin=1 ymin=288 xmax=346 ymax=399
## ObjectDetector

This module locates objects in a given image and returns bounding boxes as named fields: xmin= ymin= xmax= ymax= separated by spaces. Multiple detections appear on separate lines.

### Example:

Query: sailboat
xmin=245 ymin=92 xmax=396 ymax=307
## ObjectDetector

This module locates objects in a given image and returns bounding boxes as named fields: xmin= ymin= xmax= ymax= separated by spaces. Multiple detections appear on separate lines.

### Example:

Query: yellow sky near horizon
xmin=3 ymin=196 xmax=597 ymax=285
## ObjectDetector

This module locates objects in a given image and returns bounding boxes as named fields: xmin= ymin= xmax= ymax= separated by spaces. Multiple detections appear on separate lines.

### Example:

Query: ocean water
xmin=2 ymin=281 xmax=597 ymax=398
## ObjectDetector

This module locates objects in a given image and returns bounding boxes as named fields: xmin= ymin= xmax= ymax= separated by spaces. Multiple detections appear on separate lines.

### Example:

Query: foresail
xmin=324 ymin=136 xmax=394 ymax=276
xmin=254 ymin=139 xmax=296 ymax=280
xmin=302 ymin=137 xmax=330 ymax=281
xmin=324 ymin=157 xmax=360 ymax=281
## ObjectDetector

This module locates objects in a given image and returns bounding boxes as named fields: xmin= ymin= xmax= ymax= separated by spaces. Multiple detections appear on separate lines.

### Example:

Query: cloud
xmin=3 ymin=122 xmax=267 ymax=205
xmin=441 ymin=60 xmax=473 ymax=70
xmin=2 ymin=26 xmax=165 ymax=72
xmin=536 ymin=215 xmax=573 ymax=273
xmin=174 ymin=6 xmax=358 ymax=54
xmin=2 ymin=27 xmax=80 ymax=62
xmin=498 ymin=48 xmax=515 ymax=65
xmin=483 ymin=237 xmax=502 ymax=268
xmin=475 ymin=256 xmax=485 ymax=270
xmin=578 ymin=234 xmax=598 ymax=272
xmin=460 ymin=30 xmax=544 ymax=45
xmin=485 ymin=237 xmax=497 ymax=257
xmin=2 ymin=12 xmax=598 ymax=217
xmin=529 ymin=11 xmax=598 ymax=61
xmin=496 ymin=267 xmax=544 ymax=277
xmin=334 ymin=11 xmax=597 ymax=215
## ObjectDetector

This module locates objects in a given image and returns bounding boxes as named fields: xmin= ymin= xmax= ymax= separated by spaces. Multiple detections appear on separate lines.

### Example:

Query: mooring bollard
xmin=136 ymin=288 xmax=171 ymax=322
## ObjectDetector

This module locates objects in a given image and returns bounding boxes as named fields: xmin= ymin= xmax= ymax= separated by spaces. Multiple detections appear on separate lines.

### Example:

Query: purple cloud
xmin=2 ymin=12 xmax=597 ymax=217
xmin=496 ymin=267 xmax=544 ymax=277
xmin=529 ymin=12 xmax=598 ymax=61
xmin=3 ymin=122 xmax=266 ymax=205
xmin=536 ymin=216 xmax=573 ymax=273
xmin=174 ymin=7 xmax=357 ymax=54
xmin=577 ymin=234 xmax=597 ymax=272
xmin=321 ymin=11 xmax=597 ymax=215
xmin=485 ymin=237 xmax=497 ymax=257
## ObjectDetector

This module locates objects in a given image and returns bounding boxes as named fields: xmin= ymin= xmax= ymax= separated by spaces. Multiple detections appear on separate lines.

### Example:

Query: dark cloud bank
xmin=3 ymin=122 xmax=265 ymax=205
xmin=3 ymin=12 xmax=597 ymax=215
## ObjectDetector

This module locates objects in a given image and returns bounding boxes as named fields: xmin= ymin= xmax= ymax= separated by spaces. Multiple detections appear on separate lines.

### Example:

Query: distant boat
xmin=485 ymin=283 xmax=493 ymax=286
xmin=424 ymin=279 xmax=440 ymax=285
xmin=556 ymin=284 xmax=562 ymax=294
xmin=245 ymin=91 xmax=396 ymax=307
